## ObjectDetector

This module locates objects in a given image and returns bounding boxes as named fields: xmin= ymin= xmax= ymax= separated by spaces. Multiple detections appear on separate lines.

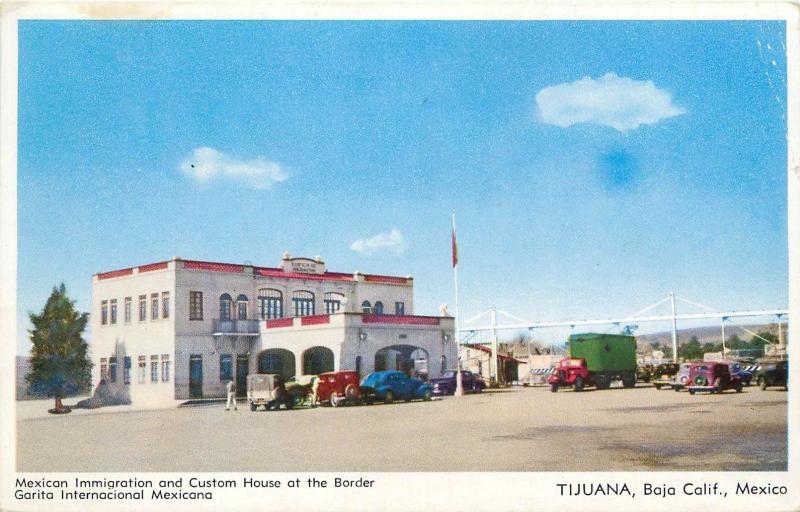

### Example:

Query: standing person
xmin=225 ymin=379 xmax=237 ymax=411
xmin=310 ymin=376 xmax=319 ymax=407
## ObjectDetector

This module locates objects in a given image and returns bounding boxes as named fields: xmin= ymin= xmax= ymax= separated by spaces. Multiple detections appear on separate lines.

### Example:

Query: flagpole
xmin=452 ymin=210 xmax=464 ymax=397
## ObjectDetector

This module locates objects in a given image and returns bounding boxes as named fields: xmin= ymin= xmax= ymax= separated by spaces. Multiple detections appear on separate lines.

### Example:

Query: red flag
xmin=451 ymin=226 xmax=458 ymax=268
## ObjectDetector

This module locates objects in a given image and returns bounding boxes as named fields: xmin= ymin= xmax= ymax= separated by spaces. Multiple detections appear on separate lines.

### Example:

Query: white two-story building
xmin=90 ymin=253 xmax=457 ymax=408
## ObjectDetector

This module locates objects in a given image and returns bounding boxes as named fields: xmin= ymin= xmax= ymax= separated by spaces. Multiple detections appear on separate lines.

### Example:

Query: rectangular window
xmin=100 ymin=358 xmax=108 ymax=380
xmin=395 ymin=302 xmax=405 ymax=315
xmin=325 ymin=299 xmax=342 ymax=314
xmin=139 ymin=295 xmax=147 ymax=321
xmin=110 ymin=299 xmax=118 ymax=324
xmin=124 ymin=297 xmax=132 ymax=323
xmin=162 ymin=292 xmax=170 ymax=319
xmin=161 ymin=354 xmax=170 ymax=382
xmin=293 ymin=298 xmax=314 ymax=317
xmin=123 ymin=356 xmax=131 ymax=384
xmin=138 ymin=356 xmax=146 ymax=384
xmin=219 ymin=354 xmax=233 ymax=381
xmin=109 ymin=357 xmax=117 ymax=383
xmin=189 ymin=291 xmax=203 ymax=320
xmin=259 ymin=296 xmax=282 ymax=319
xmin=101 ymin=300 xmax=108 ymax=325
xmin=151 ymin=293 xmax=159 ymax=320
xmin=150 ymin=355 xmax=159 ymax=383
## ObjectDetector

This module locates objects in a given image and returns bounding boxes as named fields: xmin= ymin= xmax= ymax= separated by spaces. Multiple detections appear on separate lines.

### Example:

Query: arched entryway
xmin=302 ymin=346 xmax=335 ymax=375
xmin=257 ymin=349 xmax=296 ymax=380
xmin=374 ymin=345 xmax=429 ymax=379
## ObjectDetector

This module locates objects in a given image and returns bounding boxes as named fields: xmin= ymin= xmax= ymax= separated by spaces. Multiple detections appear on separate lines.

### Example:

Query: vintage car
xmin=315 ymin=370 xmax=361 ymax=406
xmin=359 ymin=370 xmax=433 ymax=404
xmin=429 ymin=370 xmax=486 ymax=395
xmin=686 ymin=362 xmax=742 ymax=395
xmin=728 ymin=362 xmax=753 ymax=386
xmin=756 ymin=360 xmax=788 ymax=390
xmin=652 ymin=362 xmax=693 ymax=391
xmin=651 ymin=363 xmax=681 ymax=390
xmin=247 ymin=373 xmax=297 ymax=411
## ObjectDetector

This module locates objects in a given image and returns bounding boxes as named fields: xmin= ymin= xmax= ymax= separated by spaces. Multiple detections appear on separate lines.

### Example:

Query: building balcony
xmin=212 ymin=318 xmax=261 ymax=336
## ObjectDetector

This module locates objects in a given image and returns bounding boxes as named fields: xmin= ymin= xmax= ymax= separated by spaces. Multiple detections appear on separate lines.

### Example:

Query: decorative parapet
xmin=361 ymin=314 xmax=441 ymax=326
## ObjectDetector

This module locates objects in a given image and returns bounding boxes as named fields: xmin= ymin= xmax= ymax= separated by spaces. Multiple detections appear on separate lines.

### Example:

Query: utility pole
xmin=452 ymin=210 xmax=464 ymax=397
xmin=491 ymin=307 xmax=499 ymax=385
xmin=670 ymin=292 xmax=678 ymax=362
xmin=527 ymin=327 xmax=533 ymax=385
xmin=721 ymin=317 xmax=726 ymax=358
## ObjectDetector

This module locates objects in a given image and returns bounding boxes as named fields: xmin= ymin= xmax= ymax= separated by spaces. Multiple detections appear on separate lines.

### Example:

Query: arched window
xmin=258 ymin=288 xmax=283 ymax=319
xmin=219 ymin=293 xmax=232 ymax=321
xmin=374 ymin=301 xmax=384 ymax=315
xmin=236 ymin=294 xmax=248 ymax=320
xmin=324 ymin=292 xmax=345 ymax=314
xmin=355 ymin=355 xmax=362 ymax=378
xmin=361 ymin=300 xmax=372 ymax=314
xmin=292 ymin=290 xmax=315 ymax=317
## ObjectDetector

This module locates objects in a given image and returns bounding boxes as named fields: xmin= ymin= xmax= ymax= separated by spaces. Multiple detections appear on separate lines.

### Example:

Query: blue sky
xmin=17 ymin=21 xmax=788 ymax=353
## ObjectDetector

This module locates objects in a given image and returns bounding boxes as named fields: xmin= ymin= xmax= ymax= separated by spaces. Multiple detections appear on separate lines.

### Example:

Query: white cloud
xmin=350 ymin=228 xmax=408 ymax=256
xmin=179 ymin=146 xmax=289 ymax=189
xmin=535 ymin=73 xmax=685 ymax=132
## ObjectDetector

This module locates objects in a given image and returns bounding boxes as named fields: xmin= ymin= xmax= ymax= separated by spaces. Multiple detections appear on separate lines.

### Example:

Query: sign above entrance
xmin=281 ymin=252 xmax=326 ymax=275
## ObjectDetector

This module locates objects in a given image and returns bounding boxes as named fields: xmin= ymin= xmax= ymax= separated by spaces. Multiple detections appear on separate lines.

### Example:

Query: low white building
xmin=90 ymin=253 xmax=456 ymax=408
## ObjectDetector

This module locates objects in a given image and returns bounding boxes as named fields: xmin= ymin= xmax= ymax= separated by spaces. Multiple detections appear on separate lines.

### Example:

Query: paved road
xmin=16 ymin=385 xmax=787 ymax=471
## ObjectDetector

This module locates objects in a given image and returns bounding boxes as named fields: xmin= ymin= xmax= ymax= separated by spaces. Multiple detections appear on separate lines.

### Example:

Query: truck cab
xmin=548 ymin=358 xmax=590 ymax=392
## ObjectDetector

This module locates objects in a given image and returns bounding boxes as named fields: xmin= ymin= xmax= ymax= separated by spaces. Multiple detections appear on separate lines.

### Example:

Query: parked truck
xmin=548 ymin=333 xmax=637 ymax=392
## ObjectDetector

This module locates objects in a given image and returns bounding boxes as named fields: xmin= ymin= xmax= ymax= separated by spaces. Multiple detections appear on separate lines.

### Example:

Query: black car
xmin=429 ymin=370 xmax=486 ymax=395
xmin=756 ymin=360 xmax=788 ymax=390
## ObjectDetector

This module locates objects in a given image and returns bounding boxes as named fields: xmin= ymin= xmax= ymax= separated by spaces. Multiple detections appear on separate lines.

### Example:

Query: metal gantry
xmin=459 ymin=293 xmax=788 ymax=364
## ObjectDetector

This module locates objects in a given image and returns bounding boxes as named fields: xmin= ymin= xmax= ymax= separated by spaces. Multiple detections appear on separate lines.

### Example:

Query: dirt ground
xmin=15 ymin=384 xmax=787 ymax=472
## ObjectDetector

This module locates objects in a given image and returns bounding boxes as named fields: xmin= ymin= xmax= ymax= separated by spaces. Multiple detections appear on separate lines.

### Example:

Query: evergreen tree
xmin=26 ymin=283 xmax=92 ymax=413
xmin=678 ymin=335 xmax=703 ymax=360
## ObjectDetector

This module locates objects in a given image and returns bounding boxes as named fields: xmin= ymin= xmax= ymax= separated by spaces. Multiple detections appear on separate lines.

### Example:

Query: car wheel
xmin=330 ymin=395 xmax=340 ymax=407
xmin=550 ymin=384 xmax=558 ymax=393
xmin=422 ymin=389 xmax=432 ymax=401
xmin=384 ymin=390 xmax=394 ymax=404
xmin=689 ymin=389 xmax=695 ymax=395
xmin=574 ymin=377 xmax=584 ymax=392
xmin=250 ymin=402 xmax=256 ymax=412
xmin=759 ymin=378 xmax=768 ymax=391
xmin=654 ymin=384 xmax=662 ymax=390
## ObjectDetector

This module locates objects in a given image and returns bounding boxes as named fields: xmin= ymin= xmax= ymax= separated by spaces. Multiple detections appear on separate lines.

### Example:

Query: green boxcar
xmin=568 ymin=333 xmax=637 ymax=374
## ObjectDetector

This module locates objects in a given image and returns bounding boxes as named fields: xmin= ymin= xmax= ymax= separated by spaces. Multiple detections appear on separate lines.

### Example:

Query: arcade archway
xmin=374 ymin=345 xmax=429 ymax=379
xmin=257 ymin=349 xmax=296 ymax=380
xmin=302 ymin=346 xmax=335 ymax=375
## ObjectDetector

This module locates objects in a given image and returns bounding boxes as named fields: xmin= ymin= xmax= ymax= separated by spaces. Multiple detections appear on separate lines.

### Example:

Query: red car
xmin=686 ymin=362 xmax=743 ymax=395
xmin=316 ymin=371 xmax=361 ymax=406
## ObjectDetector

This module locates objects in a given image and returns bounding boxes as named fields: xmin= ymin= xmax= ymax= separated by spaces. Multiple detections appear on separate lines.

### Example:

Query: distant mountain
xmin=635 ymin=323 xmax=782 ymax=349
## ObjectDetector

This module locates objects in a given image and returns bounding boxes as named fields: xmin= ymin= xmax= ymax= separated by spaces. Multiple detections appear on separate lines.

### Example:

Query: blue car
xmin=359 ymin=371 xmax=433 ymax=404
xmin=728 ymin=362 xmax=753 ymax=386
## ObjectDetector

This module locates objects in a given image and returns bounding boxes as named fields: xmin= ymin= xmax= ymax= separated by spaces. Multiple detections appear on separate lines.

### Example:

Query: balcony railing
xmin=212 ymin=318 xmax=261 ymax=335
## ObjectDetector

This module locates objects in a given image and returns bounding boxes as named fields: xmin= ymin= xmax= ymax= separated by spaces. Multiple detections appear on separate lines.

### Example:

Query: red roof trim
xmin=362 ymin=314 xmax=440 ymax=326
xmin=138 ymin=261 xmax=169 ymax=273
xmin=300 ymin=314 xmax=331 ymax=326
xmin=98 ymin=258 xmax=411 ymax=283
xmin=254 ymin=267 xmax=354 ymax=282
xmin=97 ymin=268 xmax=134 ymax=280
xmin=364 ymin=274 xmax=410 ymax=285
xmin=184 ymin=260 xmax=243 ymax=273
xmin=265 ymin=318 xmax=294 ymax=329
xmin=462 ymin=344 xmax=523 ymax=362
